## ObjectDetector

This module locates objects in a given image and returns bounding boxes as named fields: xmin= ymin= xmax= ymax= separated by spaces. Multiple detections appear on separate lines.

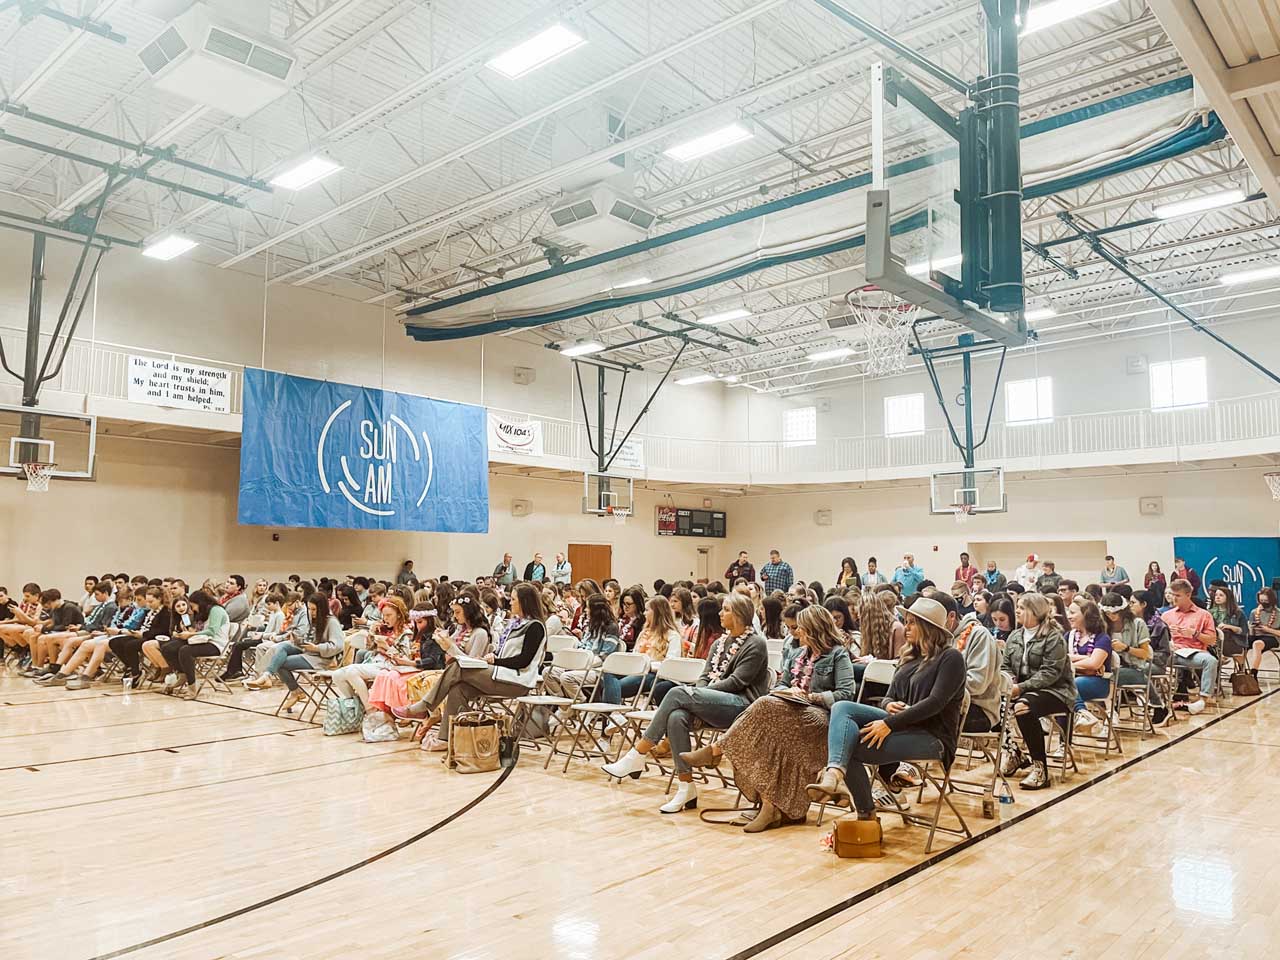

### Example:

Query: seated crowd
xmin=1 ymin=547 xmax=1266 ymax=837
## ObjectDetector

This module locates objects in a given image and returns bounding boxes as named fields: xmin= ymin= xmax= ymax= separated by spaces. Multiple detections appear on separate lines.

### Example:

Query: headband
xmin=1099 ymin=602 xmax=1127 ymax=613
xmin=409 ymin=609 xmax=436 ymax=621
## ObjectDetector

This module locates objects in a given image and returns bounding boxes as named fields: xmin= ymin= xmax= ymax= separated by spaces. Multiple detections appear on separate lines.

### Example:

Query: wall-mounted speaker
xmin=814 ymin=508 xmax=833 ymax=526
xmin=1138 ymin=496 xmax=1163 ymax=516
xmin=511 ymin=498 xmax=533 ymax=517
xmin=513 ymin=366 xmax=536 ymax=385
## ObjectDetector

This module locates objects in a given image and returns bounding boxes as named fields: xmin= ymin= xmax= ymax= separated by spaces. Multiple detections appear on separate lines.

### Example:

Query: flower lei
xmin=707 ymin=631 xmax=745 ymax=683
xmin=791 ymin=647 xmax=817 ymax=693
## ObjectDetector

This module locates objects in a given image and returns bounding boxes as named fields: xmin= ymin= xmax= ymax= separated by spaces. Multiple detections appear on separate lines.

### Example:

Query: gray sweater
xmin=699 ymin=630 xmax=771 ymax=703
xmin=301 ymin=617 xmax=345 ymax=668
xmin=957 ymin=613 xmax=1001 ymax=726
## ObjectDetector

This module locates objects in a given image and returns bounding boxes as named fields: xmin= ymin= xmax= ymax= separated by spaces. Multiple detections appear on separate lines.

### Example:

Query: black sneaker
xmin=1151 ymin=706 xmax=1170 ymax=725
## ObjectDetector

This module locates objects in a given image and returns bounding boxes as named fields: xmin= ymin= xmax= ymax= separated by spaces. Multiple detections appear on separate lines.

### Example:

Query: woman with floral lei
xmin=603 ymin=592 xmax=770 ymax=815
xmin=678 ymin=604 xmax=855 ymax=832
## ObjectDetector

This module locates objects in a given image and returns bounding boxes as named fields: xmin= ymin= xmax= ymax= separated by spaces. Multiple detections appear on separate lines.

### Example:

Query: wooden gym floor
xmin=4 ymin=671 xmax=1279 ymax=960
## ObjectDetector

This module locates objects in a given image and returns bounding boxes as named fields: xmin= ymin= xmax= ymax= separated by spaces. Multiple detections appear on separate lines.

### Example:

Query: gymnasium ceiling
xmin=0 ymin=0 xmax=1277 ymax=397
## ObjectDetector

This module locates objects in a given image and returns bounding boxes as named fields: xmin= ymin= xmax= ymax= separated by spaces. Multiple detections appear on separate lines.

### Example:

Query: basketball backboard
xmin=582 ymin=472 xmax=635 ymax=516
xmin=0 ymin=403 xmax=97 ymax=480
xmin=929 ymin=467 xmax=1006 ymax=516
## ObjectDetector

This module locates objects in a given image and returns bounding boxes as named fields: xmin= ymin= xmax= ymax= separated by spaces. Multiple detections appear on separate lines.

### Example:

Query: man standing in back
xmin=724 ymin=550 xmax=756 ymax=584
xmin=760 ymin=549 xmax=794 ymax=594
xmin=1035 ymin=561 xmax=1063 ymax=596
xmin=1173 ymin=557 xmax=1203 ymax=604
xmin=494 ymin=553 xmax=516 ymax=586
xmin=551 ymin=552 xmax=573 ymax=585
xmin=1015 ymin=554 xmax=1040 ymax=591
xmin=955 ymin=552 xmax=981 ymax=591
xmin=892 ymin=554 xmax=926 ymax=596
xmin=1100 ymin=555 xmax=1130 ymax=586
xmin=523 ymin=553 xmax=547 ymax=583
xmin=982 ymin=559 xmax=1007 ymax=592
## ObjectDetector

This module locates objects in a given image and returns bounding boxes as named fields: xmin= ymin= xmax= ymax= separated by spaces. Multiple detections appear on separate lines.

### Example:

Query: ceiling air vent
xmin=137 ymin=2 xmax=295 ymax=117
xmin=547 ymin=185 xmax=656 ymax=250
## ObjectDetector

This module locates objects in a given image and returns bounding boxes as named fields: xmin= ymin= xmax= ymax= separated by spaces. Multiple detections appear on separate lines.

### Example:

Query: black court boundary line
xmin=88 ymin=761 xmax=515 ymax=960
xmin=726 ymin=686 xmax=1280 ymax=960
xmin=0 ymin=743 xmax=420 ymax=819
xmin=0 ymin=708 xmax=229 ymax=739
xmin=0 ymin=726 xmax=318 ymax=772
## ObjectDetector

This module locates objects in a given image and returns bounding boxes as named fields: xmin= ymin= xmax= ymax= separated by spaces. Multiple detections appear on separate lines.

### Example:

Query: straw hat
xmin=905 ymin=596 xmax=948 ymax=633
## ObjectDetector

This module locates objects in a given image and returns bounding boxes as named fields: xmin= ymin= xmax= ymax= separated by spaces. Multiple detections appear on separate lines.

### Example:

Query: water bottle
xmin=122 ymin=674 xmax=133 ymax=703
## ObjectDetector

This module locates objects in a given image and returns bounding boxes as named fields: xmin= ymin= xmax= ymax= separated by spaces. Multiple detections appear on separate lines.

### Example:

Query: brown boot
xmin=806 ymin=767 xmax=853 ymax=807
xmin=678 ymin=744 xmax=721 ymax=768
xmin=743 ymin=799 xmax=783 ymax=834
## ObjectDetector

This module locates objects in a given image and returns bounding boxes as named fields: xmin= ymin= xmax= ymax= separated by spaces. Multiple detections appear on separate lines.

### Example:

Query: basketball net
xmin=846 ymin=286 xmax=921 ymax=376
xmin=1265 ymin=472 xmax=1280 ymax=501
xmin=22 ymin=461 xmax=55 ymax=493
xmin=606 ymin=504 xmax=631 ymax=526
xmin=951 ymin=503 xmax=974 ymax=525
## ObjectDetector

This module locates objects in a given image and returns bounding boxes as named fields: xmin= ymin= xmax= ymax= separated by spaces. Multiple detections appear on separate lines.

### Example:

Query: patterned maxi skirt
xmin=720 ymin=695 xmax=831 ymax=821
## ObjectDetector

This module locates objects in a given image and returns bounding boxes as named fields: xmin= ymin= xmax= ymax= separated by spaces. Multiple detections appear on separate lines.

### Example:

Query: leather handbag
xmin=1231 ymin=671 xmax=1261 ymax=697
xmin=404 ymin=669 xmax=441 ymax=706
xmin=447 ymin=712 xmax=504 ymax=773
xmin=833 ymin=815 xmax=883 ymax=858
xmin=322 ymin=696 xmax=364 ymax=736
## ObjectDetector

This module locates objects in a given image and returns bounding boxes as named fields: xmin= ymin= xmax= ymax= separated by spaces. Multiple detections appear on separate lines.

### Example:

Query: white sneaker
xmin=659 ymin=780 xmax=699 ymax=814
xmin=602 ymin=748 xmax=646 ymax=780
xmin=1187 ymin=698 xmax=1206 ymax=715
xmin=163 ymin=672 xmax=180 ymax=691
xmin=1074 ymin=710 xmax=1100 ymax=730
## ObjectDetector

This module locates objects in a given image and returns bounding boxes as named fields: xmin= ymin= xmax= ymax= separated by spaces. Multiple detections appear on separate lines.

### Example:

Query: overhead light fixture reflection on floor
xmin=271 ymin=155 xmax=342 ymax=191
xmin=675 ymin=373 xmax=717 ymax=385
xmin=664 ymin=122 xmax=753 ymax=162
xmin=699 ymin=307 xmax=751 ymax=325
xmin=808 ymin=346 xmax=855 ymax=362
xmin=1154 ymin=189 xmax=1247 ymax=220
xmin=905 ymin=253 xmax=963 ymax=277
xmin=1020 ymin=0 xmax=1123 ymax=35
xmin=1220 ymin=264 xmax=1280 ymax=286
xmin=142 ymin=234 xmax=198 ymax=261
xmin=486 ymin=24 xmax=586 ymax=79
xmin=560 ymin=340 xmax=605 ymax=357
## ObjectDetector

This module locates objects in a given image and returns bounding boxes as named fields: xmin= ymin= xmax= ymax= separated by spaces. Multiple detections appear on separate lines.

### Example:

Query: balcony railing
xmin=5 ymin=325 xmax=1278 ymax=481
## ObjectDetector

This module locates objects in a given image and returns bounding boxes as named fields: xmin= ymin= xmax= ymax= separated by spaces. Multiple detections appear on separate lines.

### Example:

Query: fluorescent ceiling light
xmin=808 ymin=346 xmax=855 ymax=362
xmin=730 ymin=382 xmax=768 ymax=393
xmin=700 ymin=307 xmax=751 ymax=325
xmin=1024 ymin=307 xmax=1057 ymax=322
xmin=1020 ymin=0 xmax=1122 ymax=35
xmin=1154 ymin=189 xmax=1246 ymax=220
xmin=142 ymin=234 xmax=198 ymax=261
xmin=1220 ymin=264 xmax=1280 ymax=286
xmin=560 ymin=340 xmax=604 ymax=357
xmin=722 ymin=375 xmax=740 ymax=383
xmin=271 ymin=155 xmax=342 ymax=191
xmin=664 ymin=122 xmax=753 ymax=162
xmin=486 ymin=24 xmax=586 ymax=79
xmin=675 ymin=373 xmax=716 ymax=385
xmin=905 ymin=253 xmax=963 ymax=277
xmin=604 ymin=276 xmax=651 ymax=291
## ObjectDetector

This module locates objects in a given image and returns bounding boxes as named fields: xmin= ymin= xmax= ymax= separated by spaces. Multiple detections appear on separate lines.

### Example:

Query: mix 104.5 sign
xmin=238 ymin=369 xmax=489 ymax=533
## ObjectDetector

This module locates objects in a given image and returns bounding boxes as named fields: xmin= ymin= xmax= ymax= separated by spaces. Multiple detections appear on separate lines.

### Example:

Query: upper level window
xmin=884 ymin=393 xmax=925 ymax=436
xmin=1005 ymin=376 xmax=1053 ymax=424
xmin=1150 ymin=357 xmax=1206 ymax=410
xmin=783 ymin=406 xmax=816 ymax=447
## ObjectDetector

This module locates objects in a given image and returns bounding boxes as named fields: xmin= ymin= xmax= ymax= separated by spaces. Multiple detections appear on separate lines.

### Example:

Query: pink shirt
xmin=1161 ymin=606 xmax=1215 ymax=651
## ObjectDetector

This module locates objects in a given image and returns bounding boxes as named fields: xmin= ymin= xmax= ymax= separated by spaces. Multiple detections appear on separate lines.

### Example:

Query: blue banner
xmin=238 ymin=369 xmax=489 ymax=533
xmin=1173 ymin=536 xmax=1280 ymax=614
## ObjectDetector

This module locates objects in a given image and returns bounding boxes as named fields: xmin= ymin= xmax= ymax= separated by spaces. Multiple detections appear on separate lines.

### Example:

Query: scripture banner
xmin=1173 ymin=536 xmax=1280 ymax=613
xmin=487 ymin=413 xmax=543 ymax=457
xmin=238 ymin=368 xmax=489 ymax=533
xmin=613 ymin=438 xmax=645 ymax=471
xmin=128 ymin=355 xmax=233 ymax=413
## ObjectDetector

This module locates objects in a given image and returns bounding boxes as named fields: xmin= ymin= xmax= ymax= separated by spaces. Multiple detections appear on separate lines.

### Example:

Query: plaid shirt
xmin=761 ymin=560 xmax=794 ymax=593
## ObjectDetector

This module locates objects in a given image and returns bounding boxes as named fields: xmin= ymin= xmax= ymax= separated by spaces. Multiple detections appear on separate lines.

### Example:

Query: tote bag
xmin=323 ymin=696 xmax=364 ymax=736
xmin=446 ymin=711 xmax=504 ymax=773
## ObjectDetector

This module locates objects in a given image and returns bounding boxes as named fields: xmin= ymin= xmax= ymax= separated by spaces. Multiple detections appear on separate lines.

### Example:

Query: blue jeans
xmin=846 ymin=731 xmax=944 ymax=815
xmin=643 ymin=686 xmax=747 ymax=775
xmin=1074 ymin=675 xmax=1110 ymax=713
xmin=597 ymin=672 xmax=653 ymax=704
xmin=265 ymin=643 xmax=311 ymax=691
xmin=826 ymin=700 xmax=891 ymax=770
xmin=1116 ymin=665 xmax=1163 ymax=706
xmin=1177 ymin=650 xmax=1217 ymax=697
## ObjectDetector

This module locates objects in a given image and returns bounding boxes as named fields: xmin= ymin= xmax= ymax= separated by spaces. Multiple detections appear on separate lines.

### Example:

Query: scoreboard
xmin=657 ymin=506 xmax=726 ymax=538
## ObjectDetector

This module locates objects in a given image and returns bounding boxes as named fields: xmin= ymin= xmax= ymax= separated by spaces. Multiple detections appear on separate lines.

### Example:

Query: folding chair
xmin=880 ymin=755 xmax=973 ymax=853
xmin=512 ymin=648 xmax=593 ymax=762
xmin=191 ymin=648 xmax=235 ymax=698
xmin=554 ymin=652 xmax=650 ymax=772
xmin=857 ymin=658 xmax=897 ymax=703
xmin=765 ymin=639 xmax=785 ymax=674
xmin=1116 ymin=659 xmax=1159 ymax=737
xmin=545 ymin=635 xmax=578 ymax=655
xmin=951 ymin=685 xmax=1013 ymax=819
xmin=1072 ymin=652 xmax=1122 ymax=758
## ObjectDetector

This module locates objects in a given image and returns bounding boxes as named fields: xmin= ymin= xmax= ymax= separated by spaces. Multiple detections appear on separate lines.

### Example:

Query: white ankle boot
xmin=602 ymin=748 xmax=646 ymax=780
xmin=660 ymin=780 xmax=698 ymax=814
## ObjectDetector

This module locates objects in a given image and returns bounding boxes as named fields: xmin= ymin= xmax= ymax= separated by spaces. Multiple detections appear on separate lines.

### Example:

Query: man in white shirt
xmin=1014 ymin=554 xmax=1040 ymax=590
xmin=551 ymin=553 xmax=573 ymax=585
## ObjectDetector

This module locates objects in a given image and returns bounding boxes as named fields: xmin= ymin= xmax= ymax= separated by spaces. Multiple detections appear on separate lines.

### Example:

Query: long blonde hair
xmin=859 ymin=589 xmax=896 ymax=659
xmin=642 ymin=595 xmax=680 ymax=658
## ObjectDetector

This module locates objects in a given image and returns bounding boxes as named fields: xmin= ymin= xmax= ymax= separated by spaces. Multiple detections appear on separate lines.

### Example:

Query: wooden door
xmin=568 ymin=543 xmax=611 ymax=585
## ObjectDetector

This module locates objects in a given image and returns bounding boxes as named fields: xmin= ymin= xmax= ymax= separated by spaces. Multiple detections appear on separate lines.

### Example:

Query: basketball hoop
xmin=950 ymin=503 xmax=975 ymax=525
xmin=1265 ymin=472 xmax=1280 ymax=501
xmin=845 ymin=286 xmax=921 ymax=376
xmin=607 ymin=505 xmax=632 ymax=526
xmin=22 ymin=461 xmax=56 ymax=493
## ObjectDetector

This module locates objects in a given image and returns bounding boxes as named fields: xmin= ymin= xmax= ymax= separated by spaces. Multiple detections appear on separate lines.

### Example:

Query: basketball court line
xmin=86 ymin=761 xmax=515 ymax=960
xmin=0 ymin=725 xmax=316 ymax=772
xmin=0 ymin=743 xmax=421 ymax=820
xmin=0 ymin=708 xmax=228 ymax=739
xmin=728 ymin=685 xmax=1280 ymax=960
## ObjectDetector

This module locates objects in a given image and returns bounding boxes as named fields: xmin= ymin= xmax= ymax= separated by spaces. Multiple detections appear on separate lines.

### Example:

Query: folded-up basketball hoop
xmin=22 ymin=461 xmax=56 ymax=493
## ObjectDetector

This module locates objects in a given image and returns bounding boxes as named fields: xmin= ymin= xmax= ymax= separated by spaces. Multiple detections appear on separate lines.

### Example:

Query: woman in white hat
xmin=805 ymin=596 xmax=967 ymax=825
